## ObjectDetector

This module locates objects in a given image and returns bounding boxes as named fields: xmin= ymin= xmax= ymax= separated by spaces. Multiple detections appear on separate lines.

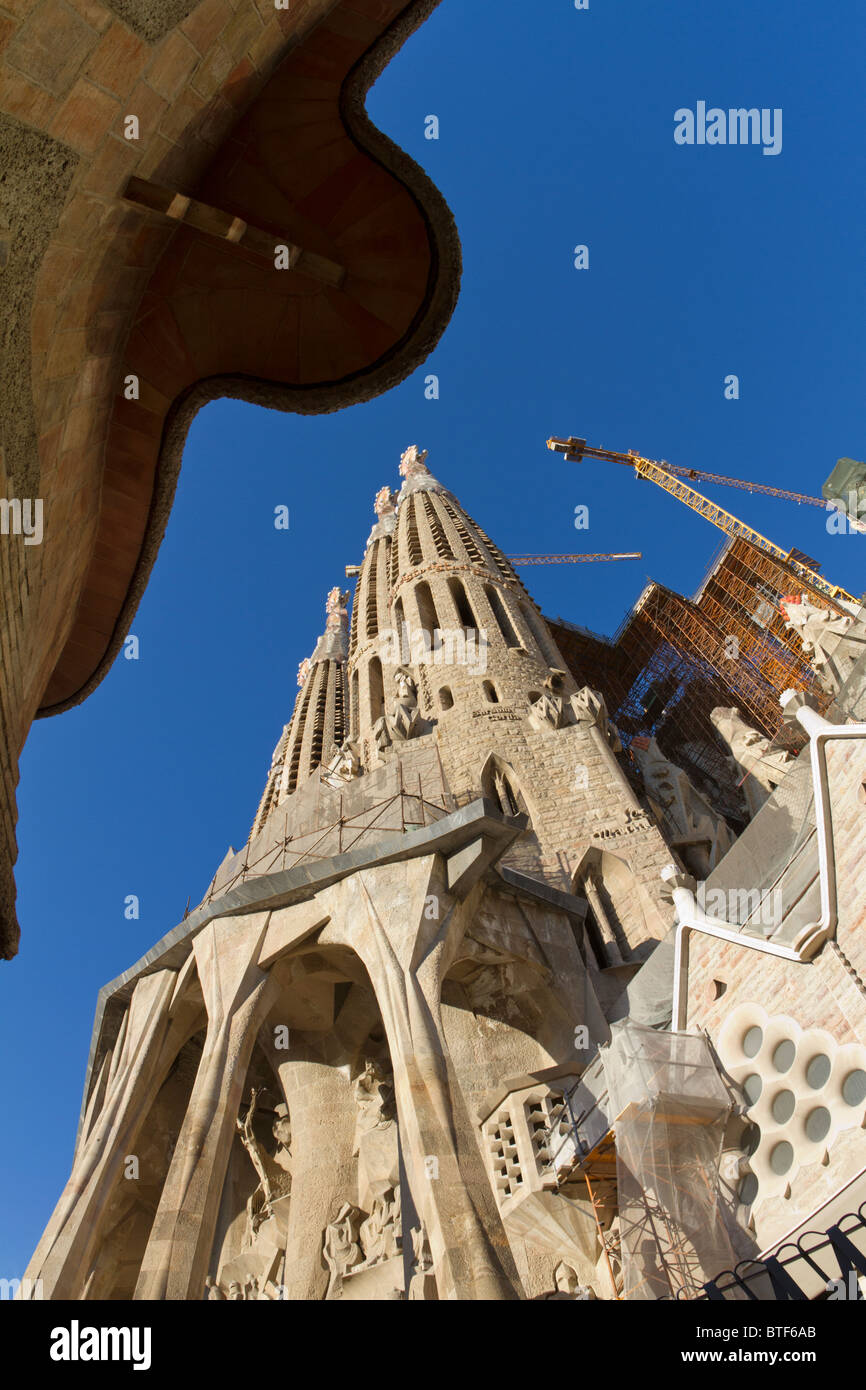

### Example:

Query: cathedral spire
xmin=251 ymin=586 xmax=350 ymax=838
xmin=397 ymin=443 xmax=446 ymax=497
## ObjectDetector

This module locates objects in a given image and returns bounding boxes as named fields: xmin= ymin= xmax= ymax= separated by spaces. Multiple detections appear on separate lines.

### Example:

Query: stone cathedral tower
xmin=26 ymin=445 xmax=686 ymax=1303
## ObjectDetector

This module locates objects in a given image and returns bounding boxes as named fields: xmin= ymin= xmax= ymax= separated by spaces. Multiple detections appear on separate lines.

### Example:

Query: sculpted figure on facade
xmin=322 ymin=738 xmax=361 ymax=788
xmin=710 ymin=706 xmax=794 ymax=817
xmin=323 ymin=1203 xmax=365 ymax=1299
xmin=528 ymin=669 xmax=573 ymax=732
xmin=408 ymin=1225 xmax=437 ymax=1300
xmin=359 ymin=1186 xmax=401 ymax=1267
xmin=632 ymin=735 xmax=734 ymax=876
xmin=543 ymin=1261 xmax=595 ymax=1300
xmin=353 ymin=1060 xmax=400 ymax=1216
xmin=235 ymin=1089 xmax=292 ymax=1242
xmin=353 ymin=1059 xmax=396 ymax=1140
xmin=373 ymin=668 xmax=422 ymax=752
xmin=780 ymin=594 xmax=861 ymax=693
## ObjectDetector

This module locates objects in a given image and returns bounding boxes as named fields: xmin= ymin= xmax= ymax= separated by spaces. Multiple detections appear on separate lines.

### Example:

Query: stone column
xmin=318 ymin=856 xmax=521 ymax=1300
xmin=134 ymin=912 xmax=275 ymax=1301
xmin=582 ymin=871 xmax=624 ymax=967
xmin=271 ymin=1052 xmax=359 ymax=1300
xmin=24 ymin=967 xmax=198 ymax=1300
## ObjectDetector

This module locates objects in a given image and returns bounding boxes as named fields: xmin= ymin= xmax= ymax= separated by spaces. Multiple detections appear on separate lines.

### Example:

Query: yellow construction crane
xmin=346 ymin=551 xmax=641 ymax=577
xmin=509 ymin=552 xmax=641 ymax=566
xmin=547 ymin=436 xmax=834 ymax=511
xmin=547 ymin=435 xmax=860 ymax=608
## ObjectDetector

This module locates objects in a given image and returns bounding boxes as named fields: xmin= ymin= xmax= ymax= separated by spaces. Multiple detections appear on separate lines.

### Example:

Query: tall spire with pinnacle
xmin=344 ymin=444 xmax=572 ymax=767
xmin=250 ymin=587 xmax=350 ymax=838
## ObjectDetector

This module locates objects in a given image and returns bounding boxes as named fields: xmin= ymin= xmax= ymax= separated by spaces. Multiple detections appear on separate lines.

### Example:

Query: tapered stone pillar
xmin=582 ymin=871 xmax=624 ymax=967
xmin=318 ymin=856 xmax=521 ymax=1300
xmin=271 ymin=1053 xmax=359 ymax=1300
xmin=134 ymin=913 xmax=275 ymax=1301
xmin=24 ymin=967 xmax=198 ymax=1300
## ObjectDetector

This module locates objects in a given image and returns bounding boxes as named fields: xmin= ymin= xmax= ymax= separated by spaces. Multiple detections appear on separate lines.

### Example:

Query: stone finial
xmin=326 ymin=587 xmax=350 ymax=619
xmin=399 ymin=444 xmax=429 ymax=478
xmin=374 ymin=485 xmax=398 ymax=518
xmin=297 ymin=656 xmax=312 ymax=688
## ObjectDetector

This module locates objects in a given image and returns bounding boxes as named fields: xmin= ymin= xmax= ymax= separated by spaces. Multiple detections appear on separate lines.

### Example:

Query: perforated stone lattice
xmin=717 ymin=1004 xmax=866 ymax=1204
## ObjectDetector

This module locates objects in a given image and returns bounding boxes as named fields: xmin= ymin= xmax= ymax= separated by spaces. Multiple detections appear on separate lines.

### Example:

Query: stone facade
xmin=24 ymin=444 xmax=866 ymax=1302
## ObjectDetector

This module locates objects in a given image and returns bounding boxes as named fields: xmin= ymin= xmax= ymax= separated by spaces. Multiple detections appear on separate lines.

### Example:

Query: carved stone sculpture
xmin=544 ymin=1261 xmax=595 ymax=1300
xmin=359 ymin=1186 xmax=401 ymax=1267
xmin=399 ymin=444 xmax=429 ymax=477
xmin=374 ymin=485 xmax=398 ymax=518
xmin=408 ymin=1225 xmax=437 ymax=1301
xmin=353 ymin=1059 xmax=396 ymax=1140
xmin=780 ymin=594 xmax=862 ymax=693
xmin=322 ymin=738 xmax=361 ymax=788
xmin=528 ymin=669 xmax=573 ymax=732
xmin=710 ymin=706 xmax=793 ymax=817
xmin=373 ymin=668 xmax=422 ymax=752
xmin=571 ymin=685 xmax=622 ymax=751
xmin=235 ymin=1089 xmax=292 ymax=1244
xmin=632 ymin=736 xmax=734 ymax=877
xmin=323 ymin=1203 xmax=364 ymax=1299
xmin=353 ymin=1059 xmax=399 ymax=1213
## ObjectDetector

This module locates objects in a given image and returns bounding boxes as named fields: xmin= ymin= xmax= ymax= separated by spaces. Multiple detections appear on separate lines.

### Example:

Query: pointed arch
xmin=480 ymin=753 xmax=532 ymax=825
xmin=484 ymin=583 xmax=521 ymax=649
xmin=447 ymin=576 xmax=478 ymax=634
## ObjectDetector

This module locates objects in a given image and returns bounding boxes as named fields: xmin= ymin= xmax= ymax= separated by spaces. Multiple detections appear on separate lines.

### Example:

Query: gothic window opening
xmin=365 ymin=541 xmax=380 ymax=640
xmin=389 ymin=515 xmax=401 ymax=589
xmin=286 ymin=680 xmax=315 ymax=794
xmin=481 ymin=756 xmax=529 ymax=822
xmin=474 ymin=521 xmax=514 ymax=580
xmin=368 ymin=656 xmax=385 ymax=726
xmin=521 ymin=602 xmax=561 ymax=667
xmin=406 ymin=496 xmax=423 ymax=567
xmin=484 ymin=584 xmax=521 ymax=649
xmin=414 ymin=581 xmax=439 ymax=639
xmin=333 ymin=668 xmax=347 ymax=749
xmin=421 ymin=493 xmax=454 ymax=559
xmin=482 ymin=680 xmax=499 ymax=703
xmin=439 ymin=686 xmax=454 ymax=710
xmin=439 ymin=496 xmax=484 ymax=566
xmin=350 ymin=670 xmax=359 ymax=738
xmin=349 ymin=583 xmax=359 ymax=654
xmin=447 ymin=576 xmax=478 ymax=635
xmin=308 ymin=668 xmax=329 ymax=769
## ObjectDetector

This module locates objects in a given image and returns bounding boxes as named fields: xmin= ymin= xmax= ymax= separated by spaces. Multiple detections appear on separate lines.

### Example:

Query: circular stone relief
xmin=739 ymin=1172 xmax=759 ymax=1205
xmin=770 ymin=1141 xmax=794 ymax=1176
xmin=743 ymin=1026 xmax=764 ymax=1059
xmin=806 ymin=1054 xmax=831 ymax=1089
xmin=842 ymin=1069 xmax=866 ymax=1107
xmin=772 ymin=1039 xmax=796 ymax=1074
xmin=804 ymin=1107 xmax=831 ymax=1143
xmin=771 ymin=1090 xmax=795 ymax=1124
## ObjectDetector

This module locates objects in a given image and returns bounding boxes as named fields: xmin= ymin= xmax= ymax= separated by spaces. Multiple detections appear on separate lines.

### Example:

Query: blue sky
xmin=2 ymin=0 xmax=865 ymax=1275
